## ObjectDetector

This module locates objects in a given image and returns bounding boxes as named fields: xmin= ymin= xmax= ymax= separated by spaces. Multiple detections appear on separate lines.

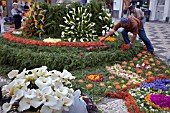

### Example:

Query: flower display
xmin=23 ymin=0 xmax=46 ymax=38
xmin=85 ymin=74 xmax=104 ymax=82
xmin=1 ymin=66 xmax=75 ymax=113
xmin=106 ymin=64 xmax=145 ymax=84
xmin=43 ymin=37 xmax=61 ymax=43
xmin=12 ymin=31 xmax=22 ymax=35
xmin=60 ymin=7 xmax=97 ymax=42
xmin=98 ymin=36 xmax=116 ymax=42
xmin=4 ymin=32 xmax=105 ymax=47
xmin=140 ymin=79 xmax=170 ymax=91
xmin=145 ymin=94 xmax=170 ymax=111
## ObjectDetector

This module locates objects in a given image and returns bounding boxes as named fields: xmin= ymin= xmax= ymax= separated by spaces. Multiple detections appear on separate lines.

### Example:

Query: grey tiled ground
xmin=144 ymin=22 xmax=170 ymax=64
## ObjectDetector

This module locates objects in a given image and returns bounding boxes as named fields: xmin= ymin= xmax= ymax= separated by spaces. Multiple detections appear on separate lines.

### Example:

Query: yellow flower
xmin=148 ymin=71 xmax=152 ymax=74
xmin=98 ymin=36 xmax=116 ymax=42
xmin=121 ymin=80 xmax=124 ymax=83
xmin=39 ymin=10 xmax=42 ymax=14
xmin=122 ymin=85 xmax=126 ymax=88
xmin=42 ymin=16 xmax=45 ymax=21
xmin=40 ymin=24 xmax=43 ymax=29
xmin=35 ymin=20 xmax=38 ymax=26
xmin=107 ymin=86 xmax=112 ymax=89
xmin=165 ymin=70 xmax=170 ymax=74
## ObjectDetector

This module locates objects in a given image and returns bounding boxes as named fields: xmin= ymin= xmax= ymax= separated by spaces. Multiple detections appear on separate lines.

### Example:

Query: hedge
xmin=0 ymin=36 xmax=143 ymax=72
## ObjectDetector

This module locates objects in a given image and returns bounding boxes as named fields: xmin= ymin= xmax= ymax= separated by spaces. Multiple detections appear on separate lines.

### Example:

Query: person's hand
xmin=99 ymin=37 xmax=105 ymax=42
xmin=128 ymin=42 xmax=132 ymax=49
xmin=19 ymin=13 xmax=22 ymax=16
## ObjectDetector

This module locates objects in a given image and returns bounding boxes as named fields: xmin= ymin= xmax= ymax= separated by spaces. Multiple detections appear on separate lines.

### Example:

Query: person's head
xmin=120 ymin=17 xmax=129 ymax=27
xmin=25 ymin=2 xmax=28 ymax=5
xmin=129 ymin=5 xmax=135 ymax=13
xmin=13 ymin=2 xmax=18 ymax=9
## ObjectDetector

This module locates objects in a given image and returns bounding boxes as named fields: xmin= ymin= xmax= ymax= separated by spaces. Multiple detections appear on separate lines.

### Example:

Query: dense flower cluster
xmin=106 ymin=64 xmax=145 ymax=84
xmin=105 ymin=91 xmax=144 ymax=113
xmin=4 ymin=32 xmax=105 ymax=47
xmin=60 ymin=7 xmax=97 ymax=42
xmin=1 ymin=66 xmax=75 ymax=113
xmin=85 ymin=74 xmax=104 ymax=82
xmin=98 ymin=36 xmax=116 ymax=42
xmin=140 ymin=79 xmax=170 ymax=91
xmin=145 ymin=94 xmax=170 ymax=111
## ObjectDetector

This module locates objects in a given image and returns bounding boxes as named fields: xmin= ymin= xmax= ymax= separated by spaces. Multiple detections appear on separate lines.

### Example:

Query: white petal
xmin=16 ymin=68 xmax=26 ymax=78
xmin=56 ymin=87 xmax=68 ymax=96
xmin=30 ymin=96 xmax=46 ymax=108
xmin=44 ymin=95 xmax=58 ymax=106
xmin=18 ymin=98 xmax=31 ymax=111
xmin=40 ymin=105 xmax=53 ymax=113
xmin=10 ymin=95 xmax=17 ymax=104
xmin=35 ymin=77 xmax=52 ymax=89
xmin=50 ymin=100 xmax=63 ymax=110
xmin=2 ymin=103 xmax=12 ymax=113
xmin=62 ymin=69 xmax=72 ymax=79
xmin=62 ymin=97 xmax=73 ymax=106
xmin=63 ymin=106 xmax=69 ymax=111
xmin=8 ymin=70 xmax=19 ymax=79
xmin=42 ymin=86 xmax=53 ymax=95
xmin=14 ymin=88 xmax=24 ymax=100
xmin=24 ymin=89 xmax=36 ymax=99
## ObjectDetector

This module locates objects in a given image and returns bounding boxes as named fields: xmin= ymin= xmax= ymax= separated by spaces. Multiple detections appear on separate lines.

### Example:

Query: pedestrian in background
xmin=11 ymin=3 xmax=23 ymax=29
xmin=0 ymin=1 xmax=3 ymax=19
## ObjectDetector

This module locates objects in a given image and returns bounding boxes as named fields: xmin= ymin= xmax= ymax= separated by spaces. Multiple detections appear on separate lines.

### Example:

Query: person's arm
xmin=138 ymin=10 xmax=144 ymax=20
xmin=100 ymin=29 xmax=115 ymax=42
xmin=130 ymin=34 xmax=137 ymax=44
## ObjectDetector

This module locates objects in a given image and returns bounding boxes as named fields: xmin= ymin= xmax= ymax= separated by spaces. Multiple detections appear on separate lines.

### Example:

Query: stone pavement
xmin=144 ymin=22 xmax=170 ymax=64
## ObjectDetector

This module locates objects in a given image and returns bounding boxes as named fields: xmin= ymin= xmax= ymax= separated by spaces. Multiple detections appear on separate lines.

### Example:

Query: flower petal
xmin=8 ymin=70 xmax=19 ymax=79
xmin=2 ymin=103 xmax=12 ymax=113
xmin=18 ymin=98 xmax=31 ymax=111
xmin=44 ymin=95 xmax=58 ymax=106
xmin=40 ymin=105 xmax=53 ymax=113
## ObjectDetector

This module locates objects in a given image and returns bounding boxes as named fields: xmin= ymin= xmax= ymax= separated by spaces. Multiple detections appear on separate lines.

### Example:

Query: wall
xmin=163 ymin=0 xmax=170 ymax=21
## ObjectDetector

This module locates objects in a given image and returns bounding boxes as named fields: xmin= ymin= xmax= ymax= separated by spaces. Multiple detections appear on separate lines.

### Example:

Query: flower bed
xmin=4 ymin=31 xmax=105 ymax=47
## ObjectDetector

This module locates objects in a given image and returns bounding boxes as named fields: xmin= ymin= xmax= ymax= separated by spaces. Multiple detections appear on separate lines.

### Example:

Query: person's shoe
xmin=150 ymin=51 xmax=155 ymax=55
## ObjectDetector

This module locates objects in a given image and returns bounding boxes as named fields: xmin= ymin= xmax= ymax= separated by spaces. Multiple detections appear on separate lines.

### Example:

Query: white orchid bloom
xmin=10 ymin=88 xmax=24 ymax=104
xmin=56 ymin=87 xmax=69 ymax=96
xmin=40 ymin=105 xmax=53 ymax=113
xmin=35 ymin=77 xmax=52 ymax=89
xmin=62 ymin=97 xmax=73 ymax=107
xmin=30 ymin=96 xmax=46 ymax=108
xmin=54 ymin=82 xmax=63 ymax=90
xmin=2 ymin=103 xmax=12 ymax=113
xmin=8 ymin=70 xmax=19 ymax=79
xmin=16 ymin=68 xmax=26 ymax=78
xmin=50 ymin=99 xmax=63 ymax=110
xmin=42 ymin=86 xmax=53 ymax=95
xmin=18 ymin=98 xmax=31 ymax=111
xmin=24 ymin=89 xmax=36 ymax=99
xmin=44 ymin=95 xmax=59 ymax=106
xmin=62 ymin=69 xmax=75 ymax=80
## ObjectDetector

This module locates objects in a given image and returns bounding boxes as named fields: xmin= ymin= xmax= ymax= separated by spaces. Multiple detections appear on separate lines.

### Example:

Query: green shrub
xmin=0 ymin=36 xmax=143 ymax=72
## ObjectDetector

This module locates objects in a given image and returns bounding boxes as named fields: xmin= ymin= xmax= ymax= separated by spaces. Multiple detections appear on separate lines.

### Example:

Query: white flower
xmin=142 ymin=63 xmax=145 ymax=66
xmin=10 ymin=89 xmax=24 ymax=104
xmin=30 ymin=95 xmax=46 ymax=108
xmin=62 ymin=69 xmax=75 ymax=80
xmin=76 ymin=18 xmax=80 ymax=20
xmin=44 ymin=95 xmax=59 ymax=106
xmin=40 ymin=105 xmax=53 ymax=113
xmin=50 ymin=100 xmax=63 ymax=110
xmin=8 ymin=70 xmax=19 ymax=79
xmin=56 ymin=87 xmax=69 ymax=96
xmin=35 ymin=77 xmax=52 ymax=89
xmin=62 ymin=97 xmax=73 ymax=107
xmin=42 ymin=86 xmax=53 ymax=95
xmin=99 ymin=16 xmax=102 ymax=20
xmin=140 ymin=103 xmax=144 ymax=107
xmin=16 ymin=68 xmax=26 ymax=78
xmin=24 ymin=89 xmax=36 ymax=99
xmin=2 ymin=103 xmax=12 ymax=113
xmin=69 ymin=11 xmax=73 ymax=13
xmin=140 ymin=95 xmax=144 ymax=98
xmin=71 ymin=26 xmax=74 ymax=29
xmin=18 ymin=98 xmax=31 ymax=111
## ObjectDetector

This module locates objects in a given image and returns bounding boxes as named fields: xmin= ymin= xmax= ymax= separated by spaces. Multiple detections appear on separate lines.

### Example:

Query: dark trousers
xmin=121 ymin=26 xmax=154 ymax=52
xmin=14 ymin=15 xmax=21 ymax=29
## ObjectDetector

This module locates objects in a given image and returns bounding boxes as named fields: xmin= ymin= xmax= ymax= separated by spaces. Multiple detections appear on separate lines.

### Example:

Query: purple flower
xmin=140 ymin=79 xmax=170 ymax=91
xmin=150 ymin=94 xmax=170 ymax=108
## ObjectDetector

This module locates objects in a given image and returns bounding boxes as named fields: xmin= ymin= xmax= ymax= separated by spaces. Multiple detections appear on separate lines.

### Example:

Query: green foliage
xmin=0 ymin=36 xmax=143 ymax=73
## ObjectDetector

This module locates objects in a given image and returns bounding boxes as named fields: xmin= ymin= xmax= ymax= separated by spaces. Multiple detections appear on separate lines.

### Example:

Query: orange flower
xmin=137 ymin=53 xmax=142 ymax=58
xmin=156 ymin=60 xmax=161 ymax=65
xmin=113 ymin=82 xmax=119 ymax=85
xmin=130 ymin=63 xmax=135 ymax=67
xmin=77 ymin=79 xmax=84 ymax=83
xmin=86 ymin=84 xmax=93 ymax=88
xmin=85 ymin=74 xmax=104 ymax=82
xmin=99 ymin=82 xmax=106 ymax=87
xmin=109 ymin=76 xmax=115 ymax=80
xmin=133 ymin=57 xmax=138 ymax=61
xmin=160 ymin=66 xmax=166 ymax=69
xmin=154 ymin=68 xmax=159 ymax=72
xmin=136 ymin=69 xmax=143 ymax=74
xmin=122 ymin=65 xmax=126 ymax=69
xmin=122 ymin=61 xmax=127 ymax=65
xmin=142 ymin=51 xmax=147 ymax=54
xmin=115 ymin=85 xmax=121 ymax=90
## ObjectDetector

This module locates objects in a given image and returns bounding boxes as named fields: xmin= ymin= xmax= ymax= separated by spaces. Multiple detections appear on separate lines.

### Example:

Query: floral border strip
xmin=3 ymin=31 xmax=105 ymax=47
